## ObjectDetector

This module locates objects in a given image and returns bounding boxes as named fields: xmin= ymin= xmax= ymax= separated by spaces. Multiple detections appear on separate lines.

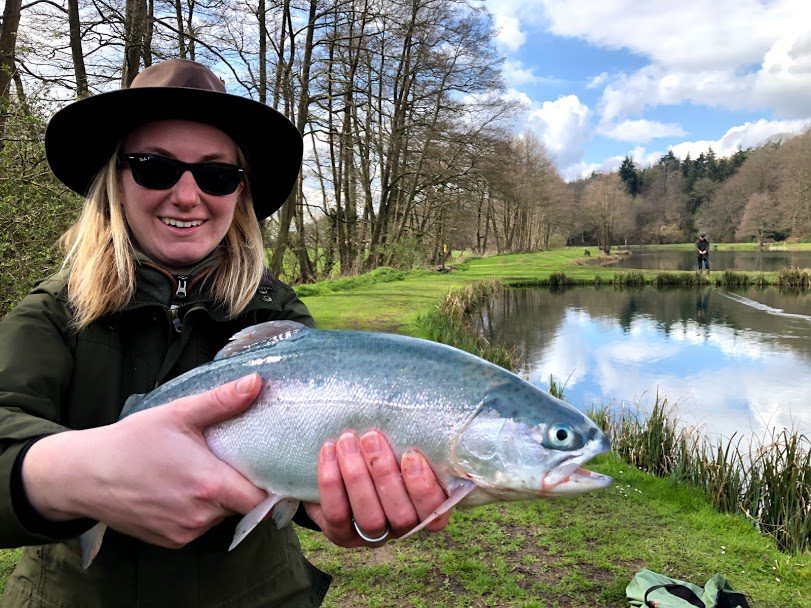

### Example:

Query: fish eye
xmin=547 ymin=424 xmax=577 ymax=449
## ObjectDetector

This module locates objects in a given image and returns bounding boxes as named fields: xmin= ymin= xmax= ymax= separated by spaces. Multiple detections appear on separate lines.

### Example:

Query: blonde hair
xmin=60 ymin=148 xmax=265 ymax=329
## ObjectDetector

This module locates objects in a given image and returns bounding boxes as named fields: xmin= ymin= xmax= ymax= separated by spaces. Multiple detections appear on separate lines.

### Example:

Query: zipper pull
xmin=175 ymin=275 xmax=189 ymax=299
xmin=169 ymin=304 xmax=183 ymax=333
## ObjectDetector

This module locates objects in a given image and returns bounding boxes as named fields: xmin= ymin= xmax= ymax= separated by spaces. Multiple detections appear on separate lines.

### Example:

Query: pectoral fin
xmin=228 ymin=493 xmax=297 ymax=551
xmin=80 ymin=522 xmax=107 ymax=569
xmin=400 ymin=478 xmax=477 ymax=540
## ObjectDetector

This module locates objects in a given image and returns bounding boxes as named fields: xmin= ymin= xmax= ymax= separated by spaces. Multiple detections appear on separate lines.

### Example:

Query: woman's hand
xmin=22 ymin=374 xmax=267 ymax=548
xmin=303 ymin=431 xmax=451 ymax=548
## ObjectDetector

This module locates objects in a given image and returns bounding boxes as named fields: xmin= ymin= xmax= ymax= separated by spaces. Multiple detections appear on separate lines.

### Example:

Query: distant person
xmin=696 ymin=232 xmax=710 ymax=274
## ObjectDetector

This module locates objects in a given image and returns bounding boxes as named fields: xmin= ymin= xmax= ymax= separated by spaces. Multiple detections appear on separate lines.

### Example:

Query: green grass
xmin=300 ymin=454 xmax=809 ymax=607
xmin=0 ymin=549 xmax=21 ymax=595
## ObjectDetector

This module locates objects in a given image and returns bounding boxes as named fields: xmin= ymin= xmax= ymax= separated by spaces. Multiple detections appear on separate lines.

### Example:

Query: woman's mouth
xmin=161 ymin=217 xmax=205 ymax=229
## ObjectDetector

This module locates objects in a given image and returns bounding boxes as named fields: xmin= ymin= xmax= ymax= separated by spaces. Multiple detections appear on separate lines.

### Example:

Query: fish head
xmin=450 ymin=381 xmax=611 ymax=499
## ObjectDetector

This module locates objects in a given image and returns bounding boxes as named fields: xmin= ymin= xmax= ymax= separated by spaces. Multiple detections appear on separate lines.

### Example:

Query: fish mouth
xmin=539 ymin=466 xmax=612 ymax=495
xmin=539 ymin=436 xmax=612 ymax=495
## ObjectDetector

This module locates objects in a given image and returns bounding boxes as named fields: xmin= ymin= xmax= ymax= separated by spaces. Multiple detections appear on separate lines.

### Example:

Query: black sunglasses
xmin=117 ymin=153 xmax=245 ymax=196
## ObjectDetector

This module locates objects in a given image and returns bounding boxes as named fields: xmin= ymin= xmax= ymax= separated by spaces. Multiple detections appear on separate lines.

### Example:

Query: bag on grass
xmin=626 ymin=568 xmax=750 ymax=608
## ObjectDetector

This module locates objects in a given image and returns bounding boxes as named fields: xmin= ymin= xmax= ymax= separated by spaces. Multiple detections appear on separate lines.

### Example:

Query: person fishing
xmin=0 ymin=59 xmax=450 ymax=607
xmin=696 ymin=232 xmax=710 ymax=275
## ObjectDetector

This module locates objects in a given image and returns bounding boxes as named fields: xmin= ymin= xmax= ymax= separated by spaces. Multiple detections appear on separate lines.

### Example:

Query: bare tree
xmin=581 ymin=174 xmax=633 ymax=254
xmin=737 ymin=192 xmax=782 ymax=246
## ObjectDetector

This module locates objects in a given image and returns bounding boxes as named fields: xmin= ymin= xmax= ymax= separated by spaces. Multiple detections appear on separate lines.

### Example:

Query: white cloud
xmin=754 ymin=30 xmax=811 ymax=115
xmin=526 ymin=95 xmax=591 ymax=168
xmin=502 ymin=60 xmax=540 ymax=86
xmin=599 ymin=66 xmax=755 ymax=123
xmin=599 ymin=119 xmax=686 ymax=144
xmin=666 ymin=119 xmax=811 ymax=162
xmin=493 ymin=13 xmax=526 ymax=52
xmin=539 ymin=0 xmax=809 ymax=70
xmin=502 ymin=88 xmax=534 ymax=107
xmin=587 ymin=72 xmax=609 ymax=89
xmin=619 ymin=119 xmax=811 ymax=172
xmin=560 ymin=161 xmax=603 ymax=182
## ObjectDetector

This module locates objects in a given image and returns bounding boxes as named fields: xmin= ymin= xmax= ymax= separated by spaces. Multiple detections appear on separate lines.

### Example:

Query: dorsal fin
xmin=214 ymin=320 xmax=309 ymax=360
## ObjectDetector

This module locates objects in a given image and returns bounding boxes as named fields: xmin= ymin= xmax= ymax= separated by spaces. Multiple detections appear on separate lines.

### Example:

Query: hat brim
xmin=45 ymin=87 xmax=303 ymax=220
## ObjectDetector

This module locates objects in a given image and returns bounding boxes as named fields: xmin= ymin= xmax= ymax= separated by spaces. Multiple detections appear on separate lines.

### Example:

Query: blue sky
xmin=483 ymin=0 xmax=811 ymax=180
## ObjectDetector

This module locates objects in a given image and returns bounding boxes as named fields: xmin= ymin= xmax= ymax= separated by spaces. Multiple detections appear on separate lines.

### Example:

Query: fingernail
xmin=339 ymin=433 xmax=358 ymax=454
xmin=322 ymin=442 xmax=336 ymax=463
xmin=235 ymin=374 xmax=258 ymax=395
xmin=361 ymin=432 xmax=380 ymax=454
xmin=402 ymin=450 xmax=422 ymax=476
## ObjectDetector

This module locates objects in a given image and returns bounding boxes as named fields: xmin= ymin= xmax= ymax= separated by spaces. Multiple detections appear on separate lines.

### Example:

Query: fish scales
xmin=83 ymin=320 xmax=612 ymax=565
xmin=132 ymin=328 xmax=511 ymax=500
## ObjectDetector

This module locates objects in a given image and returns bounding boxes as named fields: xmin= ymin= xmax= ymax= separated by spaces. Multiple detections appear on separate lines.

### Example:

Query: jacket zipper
xmin=169 ymin=274 xmax=191 ymax=332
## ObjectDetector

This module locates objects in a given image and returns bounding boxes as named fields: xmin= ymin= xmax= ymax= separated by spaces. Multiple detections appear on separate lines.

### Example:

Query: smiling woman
xmin=0 ymin=59 xmax=451 ymax=607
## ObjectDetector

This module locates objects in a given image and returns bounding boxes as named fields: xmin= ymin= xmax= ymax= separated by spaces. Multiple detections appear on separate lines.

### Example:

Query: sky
xmin=482 ymin=0 xmax=811 ymax=180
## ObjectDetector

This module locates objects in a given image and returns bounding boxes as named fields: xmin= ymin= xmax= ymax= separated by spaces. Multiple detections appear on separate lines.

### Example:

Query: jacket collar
xmin=130 ymin=248 xmax=222 ymax=307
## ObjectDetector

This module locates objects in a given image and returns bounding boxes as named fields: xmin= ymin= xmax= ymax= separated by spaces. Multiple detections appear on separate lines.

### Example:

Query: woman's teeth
xmin=162 ymin=218 xmax=203 ymax=228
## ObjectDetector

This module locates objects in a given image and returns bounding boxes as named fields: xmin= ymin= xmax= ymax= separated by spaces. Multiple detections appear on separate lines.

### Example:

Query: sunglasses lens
xmin=194 ymin=165 xmax=243 ymax=196
xmin=128 ymin=155 xmax=183 ymax=189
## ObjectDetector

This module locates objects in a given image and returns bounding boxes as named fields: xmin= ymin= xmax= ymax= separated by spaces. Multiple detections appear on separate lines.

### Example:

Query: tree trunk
xmin=0 ymin=0 xmax=22 ymax=144
xmin=67 ymin=0 xmax=89 ymax=97
xmin=174 ymin=0 xmax=187 ymax=58
xmin=258 ymin=0 xmax=266 ymax=104
xmin=123 ymin=0 xmax=147 ymax=86
xmin=143 ymin=0 xmax=154 ymax=67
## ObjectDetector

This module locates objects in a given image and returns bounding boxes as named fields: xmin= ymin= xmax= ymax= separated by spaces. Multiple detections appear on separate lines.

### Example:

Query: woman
xmin=0 ymin=59 xmax=449 ymax=607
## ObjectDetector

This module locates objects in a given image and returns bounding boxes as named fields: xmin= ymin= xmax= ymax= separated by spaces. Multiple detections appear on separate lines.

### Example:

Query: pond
xmin=610 ymin=249 xmax=811 ymax=272
xmin=474 ymin=286 xmax=811 ymax=440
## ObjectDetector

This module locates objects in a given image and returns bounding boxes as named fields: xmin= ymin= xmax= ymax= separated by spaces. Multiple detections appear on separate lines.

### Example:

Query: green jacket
xmin=0 ymin=262 xmax=330 ymax=607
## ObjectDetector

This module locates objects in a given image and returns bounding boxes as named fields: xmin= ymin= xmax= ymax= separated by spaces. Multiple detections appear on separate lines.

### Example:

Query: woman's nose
xmin=172 ymin=170 xmax=200 ymax=205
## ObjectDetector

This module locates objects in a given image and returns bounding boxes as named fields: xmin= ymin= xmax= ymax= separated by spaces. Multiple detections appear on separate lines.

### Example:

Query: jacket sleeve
xmin=0 ymin=281 xmax=79 ymax=547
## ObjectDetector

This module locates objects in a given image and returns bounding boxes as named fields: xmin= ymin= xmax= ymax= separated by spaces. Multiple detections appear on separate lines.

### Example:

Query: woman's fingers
xmin=359 ymin=431 xmax=419 ymax=536
xmin=336 ymin=432 xmax=388 ymax=541
xmin=401 ymin=449 xmax=451 ymax=532
xmin=315 ymin=431 xmax=451 ymax=548
xmin=312 ymin=441 xmax=357 ymax=546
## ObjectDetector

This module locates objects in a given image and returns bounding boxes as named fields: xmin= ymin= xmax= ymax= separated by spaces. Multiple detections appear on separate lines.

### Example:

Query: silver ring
xmin=352 ymin=519 xmax=390 ymax=543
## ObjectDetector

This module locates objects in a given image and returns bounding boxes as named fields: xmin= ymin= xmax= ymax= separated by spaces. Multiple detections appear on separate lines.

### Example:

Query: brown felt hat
xmin=45 ymin=59 xmax=302 ymax=220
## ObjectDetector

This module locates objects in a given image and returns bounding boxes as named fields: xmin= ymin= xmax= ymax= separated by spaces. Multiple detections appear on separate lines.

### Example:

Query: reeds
xmin=720 ymin=270 xmax=750 ymax=286
xmin=418 ymin=280 xmax=516 ymax=370
xmin=611 ymin=272 xmax=646 ymax=286
xmin=778 ymin=266 xmax=810 ymax=288
xmin=593 ymin=397 xmax=811 ymax=554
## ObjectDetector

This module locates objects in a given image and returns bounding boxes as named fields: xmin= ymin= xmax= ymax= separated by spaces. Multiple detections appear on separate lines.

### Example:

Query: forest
xmin=1 ymin=0 xmax=810 ymax=312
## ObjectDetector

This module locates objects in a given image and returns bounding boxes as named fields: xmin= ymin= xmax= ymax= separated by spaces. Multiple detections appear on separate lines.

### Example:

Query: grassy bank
xmin=593 ymin=400 xmax=810 ymax=555
xmin=299 ymin=453 xmax=808 ymax=607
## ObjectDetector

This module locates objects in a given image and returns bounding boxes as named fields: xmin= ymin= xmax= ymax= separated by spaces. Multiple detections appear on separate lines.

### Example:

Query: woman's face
xmin=119 ymin=120 xmax=243 ymax=270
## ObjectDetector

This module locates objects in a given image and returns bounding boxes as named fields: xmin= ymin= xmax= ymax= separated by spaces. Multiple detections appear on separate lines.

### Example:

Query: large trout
xmin=82 ymin=320 xmax=611 ymax=566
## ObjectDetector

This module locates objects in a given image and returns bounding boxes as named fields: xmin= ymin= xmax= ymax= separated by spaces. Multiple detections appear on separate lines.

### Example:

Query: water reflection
xmin=612 ymin=249 xmax=811 ymax=271
xmin=475 ymin=286 xmax=811 ymax=440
